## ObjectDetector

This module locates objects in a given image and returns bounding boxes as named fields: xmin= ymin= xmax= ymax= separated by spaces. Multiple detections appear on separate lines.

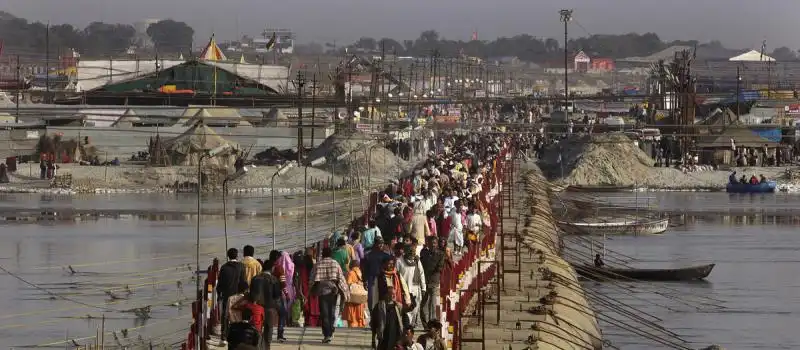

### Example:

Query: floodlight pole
xmin=304 ymin=163 xmax=309 ymax=248
xmin=560 ymin=9 xmax=573 ymax=119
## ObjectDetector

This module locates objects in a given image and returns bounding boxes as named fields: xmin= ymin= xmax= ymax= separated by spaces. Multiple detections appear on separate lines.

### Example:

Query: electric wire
xmin=0 ymin=223 xmax=339 ymax=331
xmin=10 ymin=315 xmax=190 ymax=348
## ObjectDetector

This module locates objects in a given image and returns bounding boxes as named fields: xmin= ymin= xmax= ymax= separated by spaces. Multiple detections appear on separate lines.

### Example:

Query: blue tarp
xmin=753 ymin=128 xmax=782 ymax=143
xmin=720 ymin=90 xmax=760 ymax=105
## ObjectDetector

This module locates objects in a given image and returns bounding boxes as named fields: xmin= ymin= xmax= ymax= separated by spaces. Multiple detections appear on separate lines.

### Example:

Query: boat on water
xmin=726 ymin=180 xmax=777 ymax=193
xmin=566 ymin=185 xmax=634 ymax=192
xmin=558 ymin=217 xmax=670 ymax=235
xmin=576 ymin=263 xmax=715 ymax=281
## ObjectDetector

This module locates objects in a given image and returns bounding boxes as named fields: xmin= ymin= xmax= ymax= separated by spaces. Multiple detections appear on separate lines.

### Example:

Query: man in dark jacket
xmin=250 ymin=256 xmax=282 ymax=349
xmin=419 ymin=236 xmax=445 ymax=324
xmin=217 ymin=248 xmax=245 ymax=346
xmin=362 ymin=238 xmax=391 ymax=310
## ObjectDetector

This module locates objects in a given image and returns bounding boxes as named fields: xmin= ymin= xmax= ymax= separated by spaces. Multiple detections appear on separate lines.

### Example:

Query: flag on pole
xmin=265 ymin=32 xmax=277 ymax=50
xmin=471 ymin=30 xmax=478 ymax=41
xmin=0 ymin=40 xmax=4 ymax=57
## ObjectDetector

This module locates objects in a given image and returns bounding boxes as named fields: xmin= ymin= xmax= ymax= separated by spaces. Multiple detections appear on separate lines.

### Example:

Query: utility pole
xmin=295 ymin=71 xmax=306 ymax=161
xmin=45 ymin=22 xmax=50 ymax=101
xmin=310 ymin=72 xmax=317 ymax=148
xmin=15 ymin=55 xmax=20 ymax=123
xmin=560 ymin=9 xmax=573 ymax=117
xmin=347 ymin=61 xmax=353 ymax=129
xmin=736 ymin=66 xmax=741 ymax=121
xmin=761 ymin=40 xmax=771 ymax=99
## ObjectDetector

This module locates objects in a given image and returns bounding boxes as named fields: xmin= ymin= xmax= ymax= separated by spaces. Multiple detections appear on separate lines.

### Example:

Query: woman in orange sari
xmin=343 ymin=260 xmax=366 ymax=327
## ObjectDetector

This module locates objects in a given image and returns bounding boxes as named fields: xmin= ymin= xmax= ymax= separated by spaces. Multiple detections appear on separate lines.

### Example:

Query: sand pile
xmin=307 ymin=130 xmax=408 ymax=182
xmin=541 ymin=133 xmax=655 ymax=186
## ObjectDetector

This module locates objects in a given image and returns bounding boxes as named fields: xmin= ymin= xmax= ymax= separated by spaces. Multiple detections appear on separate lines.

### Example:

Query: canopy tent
xmin=729 ymin=50 xmax=775 ymax=62
xmin=160 ymin=122 xmax=240 ymax=166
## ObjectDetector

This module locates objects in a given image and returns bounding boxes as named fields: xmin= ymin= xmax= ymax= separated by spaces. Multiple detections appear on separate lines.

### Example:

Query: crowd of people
xmin=187 ymin=133 xmax=513 ymax=350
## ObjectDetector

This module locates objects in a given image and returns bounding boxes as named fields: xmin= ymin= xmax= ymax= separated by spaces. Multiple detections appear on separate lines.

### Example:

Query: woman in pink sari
xmin=274 ymin=251 xmax=296 ymax=340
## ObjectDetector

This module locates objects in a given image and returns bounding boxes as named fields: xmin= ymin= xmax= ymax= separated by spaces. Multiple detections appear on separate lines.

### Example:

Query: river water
xmin=573 ymin=192 xmax=800 ymax=350
xmin=0 ymin=192 xmax=354 ymax=348
xmin=3 ymin=191 xmax=800 ymax=349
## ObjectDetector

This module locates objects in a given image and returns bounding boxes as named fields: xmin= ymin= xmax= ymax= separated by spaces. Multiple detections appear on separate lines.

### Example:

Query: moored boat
xmin=558 ymin=217 xmax=669 ymax=235
xmin=726 ymin=181 xmax=776 ymax=193
xmin=566 ymin=185 xmax=634 ymax=192
xmin=576 ymin=263 xmax=715 ymax=281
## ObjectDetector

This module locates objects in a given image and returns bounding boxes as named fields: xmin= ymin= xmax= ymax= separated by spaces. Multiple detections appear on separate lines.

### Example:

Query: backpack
xmin=362 ymin=228 xmax=377 ymax=249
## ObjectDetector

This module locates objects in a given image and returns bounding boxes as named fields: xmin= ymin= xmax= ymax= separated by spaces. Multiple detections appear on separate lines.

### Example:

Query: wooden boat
xmin=726 ymin=181 xmax=777 ymax=193
xmin=566 ymin=185 xmax=634 ymax=192
xmin=576 ymin=263 xmax=715 ymax=281
xmin=557 ymin=217 xmax=669 ymax=236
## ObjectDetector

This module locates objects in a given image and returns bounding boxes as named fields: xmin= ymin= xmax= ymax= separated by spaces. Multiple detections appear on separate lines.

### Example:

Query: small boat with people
xmin=558 ymin=217 xmax=670 ymax=236
xmin=726 ymin=171 xmax=776 ymax=193
xmin=576 ymin=262 xmax=715 ymax=282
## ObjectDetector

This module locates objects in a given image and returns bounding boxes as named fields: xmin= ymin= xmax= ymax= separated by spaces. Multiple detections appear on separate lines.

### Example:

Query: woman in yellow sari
xmin=343 ymin=260 xmax=367 ymax=327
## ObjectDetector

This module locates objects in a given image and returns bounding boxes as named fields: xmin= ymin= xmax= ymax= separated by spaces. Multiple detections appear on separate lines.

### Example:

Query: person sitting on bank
xmin=594 ymin=254 xmax=604 ymax=268
xmin=760 ymin=174 xmax=768 ymax=183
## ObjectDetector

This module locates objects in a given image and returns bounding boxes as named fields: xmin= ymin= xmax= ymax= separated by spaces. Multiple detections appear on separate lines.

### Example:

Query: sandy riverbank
xmin=539 ymin=133 xmax=800 ymax=191
xmin=0 ymin=130 xmax=417 ymax=194
xmin=2 ymin=164 xmax=349 ymax=194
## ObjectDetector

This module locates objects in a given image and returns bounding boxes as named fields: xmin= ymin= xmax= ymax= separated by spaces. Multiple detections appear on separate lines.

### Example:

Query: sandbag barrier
xmin=513 ymin=168 xmax=603 ymax=350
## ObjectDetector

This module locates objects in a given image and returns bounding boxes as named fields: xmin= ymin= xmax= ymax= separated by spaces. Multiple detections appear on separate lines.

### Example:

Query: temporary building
xmin=161 ymin=122 xmax=240 ymax=167
xmin=76 ymin=36 xmax=289 ymax=93
xmin=729 ymin=50 xmax=775 ymax=62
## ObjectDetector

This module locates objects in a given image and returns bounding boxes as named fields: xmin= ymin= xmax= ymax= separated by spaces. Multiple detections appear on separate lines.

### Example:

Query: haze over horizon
xmin=3 ymin=0 xmax=799 ymax=51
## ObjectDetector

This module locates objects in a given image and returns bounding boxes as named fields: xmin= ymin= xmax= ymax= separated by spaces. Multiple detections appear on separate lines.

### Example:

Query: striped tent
xmin=199 ymin=35 xmax=227 ymax=61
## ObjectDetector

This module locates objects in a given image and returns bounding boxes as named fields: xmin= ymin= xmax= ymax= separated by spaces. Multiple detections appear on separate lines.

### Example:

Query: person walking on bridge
xmin=310 ymin=247 xmax=349 ymax=343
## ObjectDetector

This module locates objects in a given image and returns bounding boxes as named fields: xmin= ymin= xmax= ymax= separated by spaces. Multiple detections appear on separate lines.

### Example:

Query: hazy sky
xmin=3 ymin=0 xmax=799 ymax=50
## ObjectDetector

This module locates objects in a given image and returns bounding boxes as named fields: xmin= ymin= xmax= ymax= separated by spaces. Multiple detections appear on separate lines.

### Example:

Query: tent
xmin=199 ymin=35 xmax=227 ymax=61
xmin=161 ymin=123 xmax=240 ymax=166
xmin=697 ymin=126 xmax=778 ymax=148
xmin=111 ymin=108 xmax=142 ymax=127
xmin=179 ymin=106 xmax=252 ymax=127
xmin=729 ymin=50 xmax=775 ymax=62
xmin=263 ymin=107 xmax=290 ymax=126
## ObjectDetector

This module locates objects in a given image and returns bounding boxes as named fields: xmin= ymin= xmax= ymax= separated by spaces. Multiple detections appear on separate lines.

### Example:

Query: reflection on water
xmin=596 ymin=191 xmax=800 ymax=214
xmin=674 ymin=214 xmax=800 ymax=227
